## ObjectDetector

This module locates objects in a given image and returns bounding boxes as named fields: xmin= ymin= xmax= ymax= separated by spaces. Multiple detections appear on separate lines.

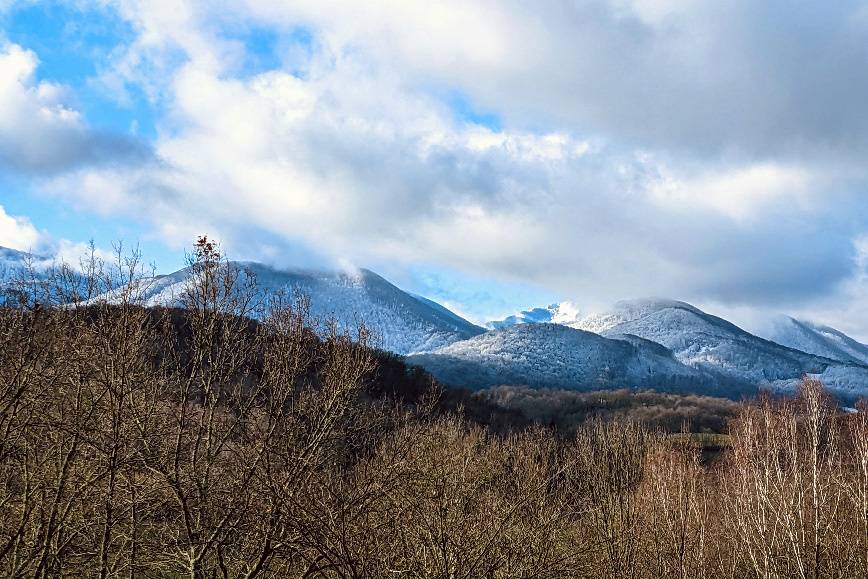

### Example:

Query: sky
xmin=2 ymin=1 xmax=868 ymax=336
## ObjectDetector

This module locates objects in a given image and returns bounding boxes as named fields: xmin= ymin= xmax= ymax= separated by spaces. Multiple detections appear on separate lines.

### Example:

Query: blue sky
xmin=2 ymin=1 xmax=868 ymax=333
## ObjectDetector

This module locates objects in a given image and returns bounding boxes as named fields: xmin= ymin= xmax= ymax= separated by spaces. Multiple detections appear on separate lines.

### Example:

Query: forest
xmin=0 ymin=240 xmax=866 ymax=578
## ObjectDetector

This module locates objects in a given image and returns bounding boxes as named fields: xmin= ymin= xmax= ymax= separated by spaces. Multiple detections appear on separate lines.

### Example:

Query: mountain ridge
xmin=3 ymin=245 xmax=868 ymax=398
xmin=764 ymin=316 xmax=868 ymax=366
xmin=407 ymin=322 xmax=735 ymax=395
xmin=120 ymin=261 xmax=486 ymax=355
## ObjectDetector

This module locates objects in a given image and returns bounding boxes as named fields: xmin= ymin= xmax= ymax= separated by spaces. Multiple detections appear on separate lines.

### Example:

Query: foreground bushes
xmin=1 ymin=244 xmax=867 ymax=577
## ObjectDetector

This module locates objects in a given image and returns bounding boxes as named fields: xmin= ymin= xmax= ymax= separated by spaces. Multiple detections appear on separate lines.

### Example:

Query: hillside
xmin=102 ymin=261 xmax=484 ymax=355
xmin=764 ymin=316 xmax=868 ymax=365
xmin=572 ymin=299 xmax=868 ymax=398
xmin=407 ymin=322 xmax=729 ymax=394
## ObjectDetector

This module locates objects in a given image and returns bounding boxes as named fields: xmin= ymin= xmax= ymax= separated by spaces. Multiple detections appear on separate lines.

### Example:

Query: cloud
xmin=0 ymin=42 xmax=150 ymax=175
xmin=0 ymin=204 xmax=41 ymax=251
xmin=17 ymin=0 xmax=868 ymax=328
xmin=209 ymin=0 xmax=868 ymax=160
xmin=0 ymin=204 xmax=113 ymax=267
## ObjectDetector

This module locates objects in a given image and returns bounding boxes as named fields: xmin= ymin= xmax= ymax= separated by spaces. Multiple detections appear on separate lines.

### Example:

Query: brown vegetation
xmin=1 ymin=240 xmax=867 ymax=577
xmin=471 ymin=385 xmax=740 ymax=435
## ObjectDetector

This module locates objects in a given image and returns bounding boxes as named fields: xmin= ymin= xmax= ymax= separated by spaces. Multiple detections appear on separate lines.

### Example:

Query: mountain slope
xmin=108 ymin=262 xmax=485 ymax=355
xmin=0 ymin=246 xmax=72 ymax=305
xmin=0 ymin=246 xmax=48 ymax=272
xmin=571 ymin=299 xmax=868 ymax=397
xmin=0 ymin=247 xmax=482 ymax=355
xmin=764 ymin=316 xmax=868 ymax=365
xmin=407 ymin=323 xmax=729 ymax=394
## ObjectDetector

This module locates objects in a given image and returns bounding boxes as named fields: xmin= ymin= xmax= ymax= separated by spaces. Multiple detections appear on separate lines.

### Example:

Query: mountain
xmin=105 ymin=261 xmax=485 ymax=355
xmin=414 ymin=298 xmax=868 ymax=399
xmin=5 ymin=244 xmax=868 ymax=398
xmin=486 ymin=301 xmax=581 ymax=329
xmin=570 ymin=299 xmax=868 ymax=398
xmin=0 ymin=246 xmax=41 ymax=272
xmin=407 ymin=323 xmax=731 ymax=394
xmin=0 ymin=246 xmax=482 ymax=355
xmin=0 ymin=246 xmax=67 ymax=305
xmin=763 ymin=316 xmax=868 ymax=366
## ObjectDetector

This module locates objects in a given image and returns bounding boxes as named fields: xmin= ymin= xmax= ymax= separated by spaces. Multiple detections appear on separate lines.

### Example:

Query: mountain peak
xmin=570 ymin=298 xmax=705 ymax=335
xmin=611 ymin=298 xmax=702 ymax=314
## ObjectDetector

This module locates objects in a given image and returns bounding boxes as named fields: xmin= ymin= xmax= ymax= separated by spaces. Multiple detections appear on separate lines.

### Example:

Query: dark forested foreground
xmin=1 ymin=243 xmax=868 ymax=578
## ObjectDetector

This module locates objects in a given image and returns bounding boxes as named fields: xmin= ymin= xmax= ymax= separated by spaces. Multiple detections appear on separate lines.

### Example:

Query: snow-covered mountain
xmin=570 ymin=299 xmax=868 ymax=397
xmin=407 ymin=323 xmax=732 ymax=394
xmin=0 ymin=246 xmax=64 ymax=304
xmin=407 ymin=298 xmax=868 ymax=398
xmin=0 ymin=246 xmax=483 ymax=355
xmin=5 ymin=244 xmax=868 ymax=398
xmin=104 ymin=261 xmax=485 ymax=355
xmin=763 ymin=316 xmax=868 ymax=366
xmin=486 ymin=301 xmax=581 ymax=329
xmin=0 ymin=246 xmax=41 ymax=272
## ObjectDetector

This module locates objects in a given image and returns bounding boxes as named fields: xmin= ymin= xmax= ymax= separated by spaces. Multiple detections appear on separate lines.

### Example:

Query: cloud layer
xmin=5 ymin=0 xmax=868 ymax=333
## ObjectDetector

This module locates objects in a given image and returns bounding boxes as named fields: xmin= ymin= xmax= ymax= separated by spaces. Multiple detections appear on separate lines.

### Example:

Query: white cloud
xmin=0 ymin=42 xmax=149 ymax=175
xmin=194 ymin=0 xmax=868 ymax=160
xmin=0 ymin=205 xmax=115 ymax=270
xmin=646 ymin=162 xmax=814 ymax=221
xmin=0 ymin=204 xmax=41 ymax=251
xmin=0 ymin=43 xmax=82 ymax=172
xmin=17 ymin=0 xmax=868 ymax=329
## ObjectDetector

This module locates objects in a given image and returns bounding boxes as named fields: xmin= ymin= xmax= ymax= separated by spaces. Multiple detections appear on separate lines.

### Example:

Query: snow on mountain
xmin=486 ymin=301 xmax=581 ymax=329
xmin=407 ymin=323 xmax=730 ymax=394
xmin=100 ymin=261 xmax=485 ymax=355
xmin=0 ymin=246 xmax=46 ymax=272
xmin=6 ymin=244 xmax=868 ymax=398
xmin=0 ymin=246 xmax=66 ymax=304
xmin=0 ymin=246 xmax=25 ymax=266
xmin=571 ymin=299 xmax=868 ymax=398
xmin=570 ymin=299 xmax=704 ymax=334
xmin=0 ymin=247 xmax=483 ymax=354
xmin=763 ymin=316 xmax=868 ymax=366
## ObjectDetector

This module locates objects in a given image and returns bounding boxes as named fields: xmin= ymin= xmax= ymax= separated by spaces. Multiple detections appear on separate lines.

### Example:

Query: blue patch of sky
xmin=444 ymin=90 xmax=502 ymax=131
xmin=0 ymin=179 xmax=184 ymax=272
xmin=226 ymin=25 xmax=283 ymax=75
xmin=218 ymin=21 xmax=314 ymax=79
xmin=401 ymin=263 xmax=559 ymax=325
xmin=3 ymin=1 xmax=156 ymax=139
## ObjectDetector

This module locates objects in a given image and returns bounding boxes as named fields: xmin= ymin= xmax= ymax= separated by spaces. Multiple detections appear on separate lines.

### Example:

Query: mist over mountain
xmin=0 ymin=246 xmax=47 ymax=273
